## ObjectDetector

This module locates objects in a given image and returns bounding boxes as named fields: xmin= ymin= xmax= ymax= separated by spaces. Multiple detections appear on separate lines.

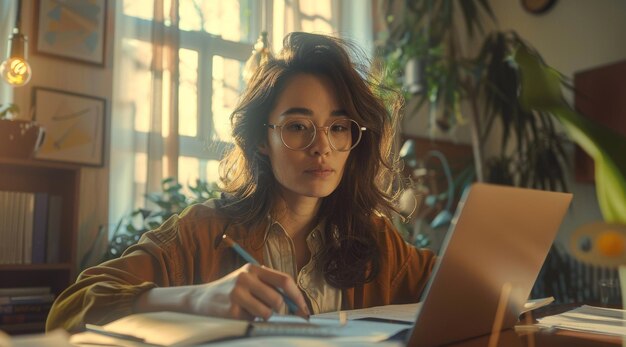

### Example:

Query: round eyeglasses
xmin=265 ymin=118 xmax=366 ymax=152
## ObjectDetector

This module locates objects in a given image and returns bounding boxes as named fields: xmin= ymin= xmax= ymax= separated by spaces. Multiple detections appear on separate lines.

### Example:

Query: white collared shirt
xmin=262 ymin=220 xmax=342 ymax=314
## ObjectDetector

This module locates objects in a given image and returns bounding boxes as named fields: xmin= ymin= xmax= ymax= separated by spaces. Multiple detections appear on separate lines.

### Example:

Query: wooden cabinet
xmin=574 ymin=60 xmax=626 ymax=182
xmin=0 ymin=157 xmax=80 ymax=303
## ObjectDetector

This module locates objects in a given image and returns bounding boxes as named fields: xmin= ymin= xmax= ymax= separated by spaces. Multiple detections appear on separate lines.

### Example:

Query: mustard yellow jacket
xmin=47 ymin=201 xmax=436 ymax=332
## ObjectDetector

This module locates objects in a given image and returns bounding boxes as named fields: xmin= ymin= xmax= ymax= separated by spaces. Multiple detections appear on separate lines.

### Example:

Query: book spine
xmin=0 ymin=321 xmax=46 ymax=334
xmin=22 ymin=192 xmax=35 ymax=264
xmin=0 ymin=312 xmax=49 ymax=325
xmin=0 ymin=191 xmax=7 ymax=264
xmin=0 ymin=302 xmax=53 ymax=314
xmin=14 ymin=192 xmax=24 ymax=264
xmin=31 ymin=192 xmax=49 ymax=264
xmin=46 ymin=195 xmax=63 ymax=264
xmin=4 ymin=191 xmax=16 ymax=263
xmin=0 ymin=287 xmax=51 ymax=297
xmin=0 ymin=293 xmax=56 ymax=304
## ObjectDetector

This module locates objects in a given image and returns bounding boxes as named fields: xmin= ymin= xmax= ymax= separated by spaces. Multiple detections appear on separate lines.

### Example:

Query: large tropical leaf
xmin=512 ymin=45 xmax=626 ymax=224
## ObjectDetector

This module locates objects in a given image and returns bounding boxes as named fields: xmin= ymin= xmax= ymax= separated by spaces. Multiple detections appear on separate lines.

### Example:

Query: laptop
xmin=406 ymin=183 xmax=572 ymax=347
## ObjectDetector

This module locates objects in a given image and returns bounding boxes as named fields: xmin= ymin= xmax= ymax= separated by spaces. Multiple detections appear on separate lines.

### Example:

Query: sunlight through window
xmin=179 ymin=0 xmax=251 ymax=42
xmin=179 ymin=156 xmax=200 ymax=195
xmin=212 ymin=56 xmax=243 ymax=142
xmin=300 ymin=1 xmax=333 ymax=33
xmin=179 ymin=49 xmax=198 ymax=137
xmin=121 ymin=39 xmax=153 ymax=133
xmin=206 ymin=160 xmax=221 ymax=184
xmin=114 ymin=0 xmax=357 ymax=219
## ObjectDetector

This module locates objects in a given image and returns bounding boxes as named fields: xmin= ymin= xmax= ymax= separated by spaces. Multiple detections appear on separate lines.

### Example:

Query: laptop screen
xmin=406 ymin=183 xmax=572 ymax=347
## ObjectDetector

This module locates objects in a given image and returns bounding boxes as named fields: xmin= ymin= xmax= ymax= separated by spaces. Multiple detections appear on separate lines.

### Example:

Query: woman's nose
xmin=309 ymin=126 xmax=332 ymax=156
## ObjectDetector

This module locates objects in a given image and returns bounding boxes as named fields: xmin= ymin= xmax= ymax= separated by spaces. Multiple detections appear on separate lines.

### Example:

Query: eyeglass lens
xmin=280 ymin=118 xmax=362 ymax=151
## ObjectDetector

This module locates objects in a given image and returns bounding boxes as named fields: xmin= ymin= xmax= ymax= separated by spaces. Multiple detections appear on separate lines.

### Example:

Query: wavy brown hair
xmin=218 ymin=32 xmax=404 ymax=288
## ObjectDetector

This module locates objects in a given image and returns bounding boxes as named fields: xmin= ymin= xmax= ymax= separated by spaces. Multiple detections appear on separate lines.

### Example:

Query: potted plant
xmin=376 ymin=1 xmax=570 ymax=262
xmin=377 ymin=0 xmax=569 ymax=191
xmin=376 ymin=0 xmax=626 ymax=302
xmin=81 ymin=178 xmax=222 ymax=267
xmin=0 ymin=103 xmax=45 ymax=159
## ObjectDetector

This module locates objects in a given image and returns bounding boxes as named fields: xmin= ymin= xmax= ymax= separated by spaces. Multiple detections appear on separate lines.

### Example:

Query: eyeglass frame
xmin=264 ymin=118 xmax=367 ymax=152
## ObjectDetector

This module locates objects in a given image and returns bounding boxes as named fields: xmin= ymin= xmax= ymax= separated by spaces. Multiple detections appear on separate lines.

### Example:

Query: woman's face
xmin=260 ymin=73 xmax=352 ymax=204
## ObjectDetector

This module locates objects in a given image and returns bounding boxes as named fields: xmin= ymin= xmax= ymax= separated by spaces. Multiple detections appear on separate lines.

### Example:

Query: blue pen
xmin=222 ymin=234 xmax=304 ymax=317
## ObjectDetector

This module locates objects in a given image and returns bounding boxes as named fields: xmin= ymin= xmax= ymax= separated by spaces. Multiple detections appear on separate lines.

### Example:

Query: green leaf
xmin=0 ymin=104 xmax=20 ymax=120
xmin=513 ymin=45 xmax=626 ymax=224
xmin=161 ymin=177 xmax=175 ymax=185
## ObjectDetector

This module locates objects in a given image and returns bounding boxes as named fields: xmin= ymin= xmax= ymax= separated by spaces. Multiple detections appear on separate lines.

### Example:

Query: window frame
xmin=119 ymin=12 xmax=252 ymax=179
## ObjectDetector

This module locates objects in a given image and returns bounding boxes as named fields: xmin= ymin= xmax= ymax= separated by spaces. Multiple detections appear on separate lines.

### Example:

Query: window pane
xmin=134 ymin=152 xmax=147 ymax=210
xmin=118 ymin=39 xmax=153 ymax=133
xmin=123 ymin=0 xmax=154 ymax=20
xmin=179 ymin=0 xmax=252 ymax=42
xmin=212 ymin=56 xmax=244 ymax=142
xmin=162 ymin=69 xmax=171 ymax=136
xmin=179 ymin=156 xmax=200 ymax=196
xmin=300 ymin=0 xmax=333 ymax=33
xmin=179 ymin=49 xmax=198 ymax=137
xmin=123 ymin=0 xmax=175 ymax=23
xmin=206 ymin=160 xmax=221 ymax=184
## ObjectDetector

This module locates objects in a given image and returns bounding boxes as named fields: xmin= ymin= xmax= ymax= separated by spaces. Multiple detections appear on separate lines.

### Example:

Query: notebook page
xmin=264 ymin=315 xmax=409 ymax=342
xmin=76 ymin=311 xmax=249 ymax=346
xmin=313 ymin=302 xmax=422 ymax=323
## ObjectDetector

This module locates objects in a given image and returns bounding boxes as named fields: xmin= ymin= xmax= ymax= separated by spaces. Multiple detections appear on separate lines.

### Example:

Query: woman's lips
xmin=304 ymin=168 xmax=334 ymax=178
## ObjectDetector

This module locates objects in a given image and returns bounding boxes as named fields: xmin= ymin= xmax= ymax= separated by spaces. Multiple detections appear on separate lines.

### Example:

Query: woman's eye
xmin=285 ymin=122 xmax=309 ymax=132
xmin=331 ymin=123 xmax=349 ymax=132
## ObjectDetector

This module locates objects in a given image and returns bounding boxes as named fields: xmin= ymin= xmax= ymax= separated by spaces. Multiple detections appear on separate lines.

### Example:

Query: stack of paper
xmin=537 ymin=305 xmax=626 ymax=336
xmin=314 ymin=297 xmax=555 ymax=323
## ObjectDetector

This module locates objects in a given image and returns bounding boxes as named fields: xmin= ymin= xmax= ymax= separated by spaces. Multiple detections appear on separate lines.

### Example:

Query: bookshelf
xmin=0 ymin=156 xmax=80 ymax=296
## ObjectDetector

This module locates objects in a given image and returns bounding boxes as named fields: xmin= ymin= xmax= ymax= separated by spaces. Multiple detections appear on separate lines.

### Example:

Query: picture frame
xmin=32 ymin=87 xmax=106 ymax=166
xmin=34 ymin=0 xmax=107 ymax=66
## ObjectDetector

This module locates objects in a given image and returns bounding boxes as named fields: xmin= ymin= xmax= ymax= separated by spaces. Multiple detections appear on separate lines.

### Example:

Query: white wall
xmin=491 ymin=0 xmax=626 ymax=89
xmin=13 ymin=0 xmax=116 ymax=270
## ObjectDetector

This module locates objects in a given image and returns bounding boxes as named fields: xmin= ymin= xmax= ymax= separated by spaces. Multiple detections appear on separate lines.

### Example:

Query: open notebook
xmin=69 ymin=311 xmax=408 ymax=346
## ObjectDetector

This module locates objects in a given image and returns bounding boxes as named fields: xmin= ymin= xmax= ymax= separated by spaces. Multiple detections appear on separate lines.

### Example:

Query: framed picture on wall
xmin=32 ymin=87 xmax=106 ymax=166
xmin=34 ymin=0 xmax=107 ymax=66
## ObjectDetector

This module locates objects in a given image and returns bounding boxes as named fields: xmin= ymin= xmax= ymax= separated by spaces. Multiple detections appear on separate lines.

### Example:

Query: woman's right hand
xmin=135 ymin=264 xmax=310 ymax=321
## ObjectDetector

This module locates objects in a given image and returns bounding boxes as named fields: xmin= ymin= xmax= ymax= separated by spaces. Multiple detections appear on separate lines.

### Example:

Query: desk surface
xmin=444 ymin=328 xmax=621 ymax=347
xmin=445 ymin=304 xmax=622 ymax=347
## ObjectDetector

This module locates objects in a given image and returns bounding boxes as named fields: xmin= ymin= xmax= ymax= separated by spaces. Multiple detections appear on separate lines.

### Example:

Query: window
xmin=112 ymin=0 xmax=254 ymax=217
xmin=110 ymin=0 xmax=371 ymax=224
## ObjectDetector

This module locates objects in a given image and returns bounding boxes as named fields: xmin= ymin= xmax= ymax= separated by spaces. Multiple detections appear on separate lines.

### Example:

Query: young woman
xmin=46 ymin=32 xmax=436 ymax=332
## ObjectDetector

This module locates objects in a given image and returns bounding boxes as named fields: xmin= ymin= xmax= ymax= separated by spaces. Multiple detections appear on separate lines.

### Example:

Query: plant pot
xmin=0 ymin=119 xmax=45 ymax=159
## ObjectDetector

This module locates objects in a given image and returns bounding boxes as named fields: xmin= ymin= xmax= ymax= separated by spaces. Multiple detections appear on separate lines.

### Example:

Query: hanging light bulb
xmin=242 ymin=31 xmax=272 ymax=83
xmin=1 ymin=0 xmax=31 ymax=87
xmin=0 ymin=32 xmax=32 ymax=87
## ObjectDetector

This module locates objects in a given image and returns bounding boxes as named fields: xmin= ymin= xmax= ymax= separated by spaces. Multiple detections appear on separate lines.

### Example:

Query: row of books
xmin=0 ymin=191 xmax=62 ymax=265
xmin=0 ymin=287 xmax=54 ymax=334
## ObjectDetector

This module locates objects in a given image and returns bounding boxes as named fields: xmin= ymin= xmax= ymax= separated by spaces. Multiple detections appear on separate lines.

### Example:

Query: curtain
xmin=146 ymin=0 xmax=180 ymax=195
xmin=109 ymin=0 xmax=180 ymax=228
xmin=270 ymin=0 xmax=340 ymax=51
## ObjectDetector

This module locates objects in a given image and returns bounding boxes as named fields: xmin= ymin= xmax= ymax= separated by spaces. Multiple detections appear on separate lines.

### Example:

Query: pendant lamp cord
xmin=15 ymin=0 xmax=22 ymax=29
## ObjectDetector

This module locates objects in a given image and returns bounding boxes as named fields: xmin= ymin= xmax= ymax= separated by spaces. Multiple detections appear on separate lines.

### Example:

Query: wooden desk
xmin=442 ymin=327 xmax=621 ymax=347
xmin=444 ymin=305 xmax=622 ymax=347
